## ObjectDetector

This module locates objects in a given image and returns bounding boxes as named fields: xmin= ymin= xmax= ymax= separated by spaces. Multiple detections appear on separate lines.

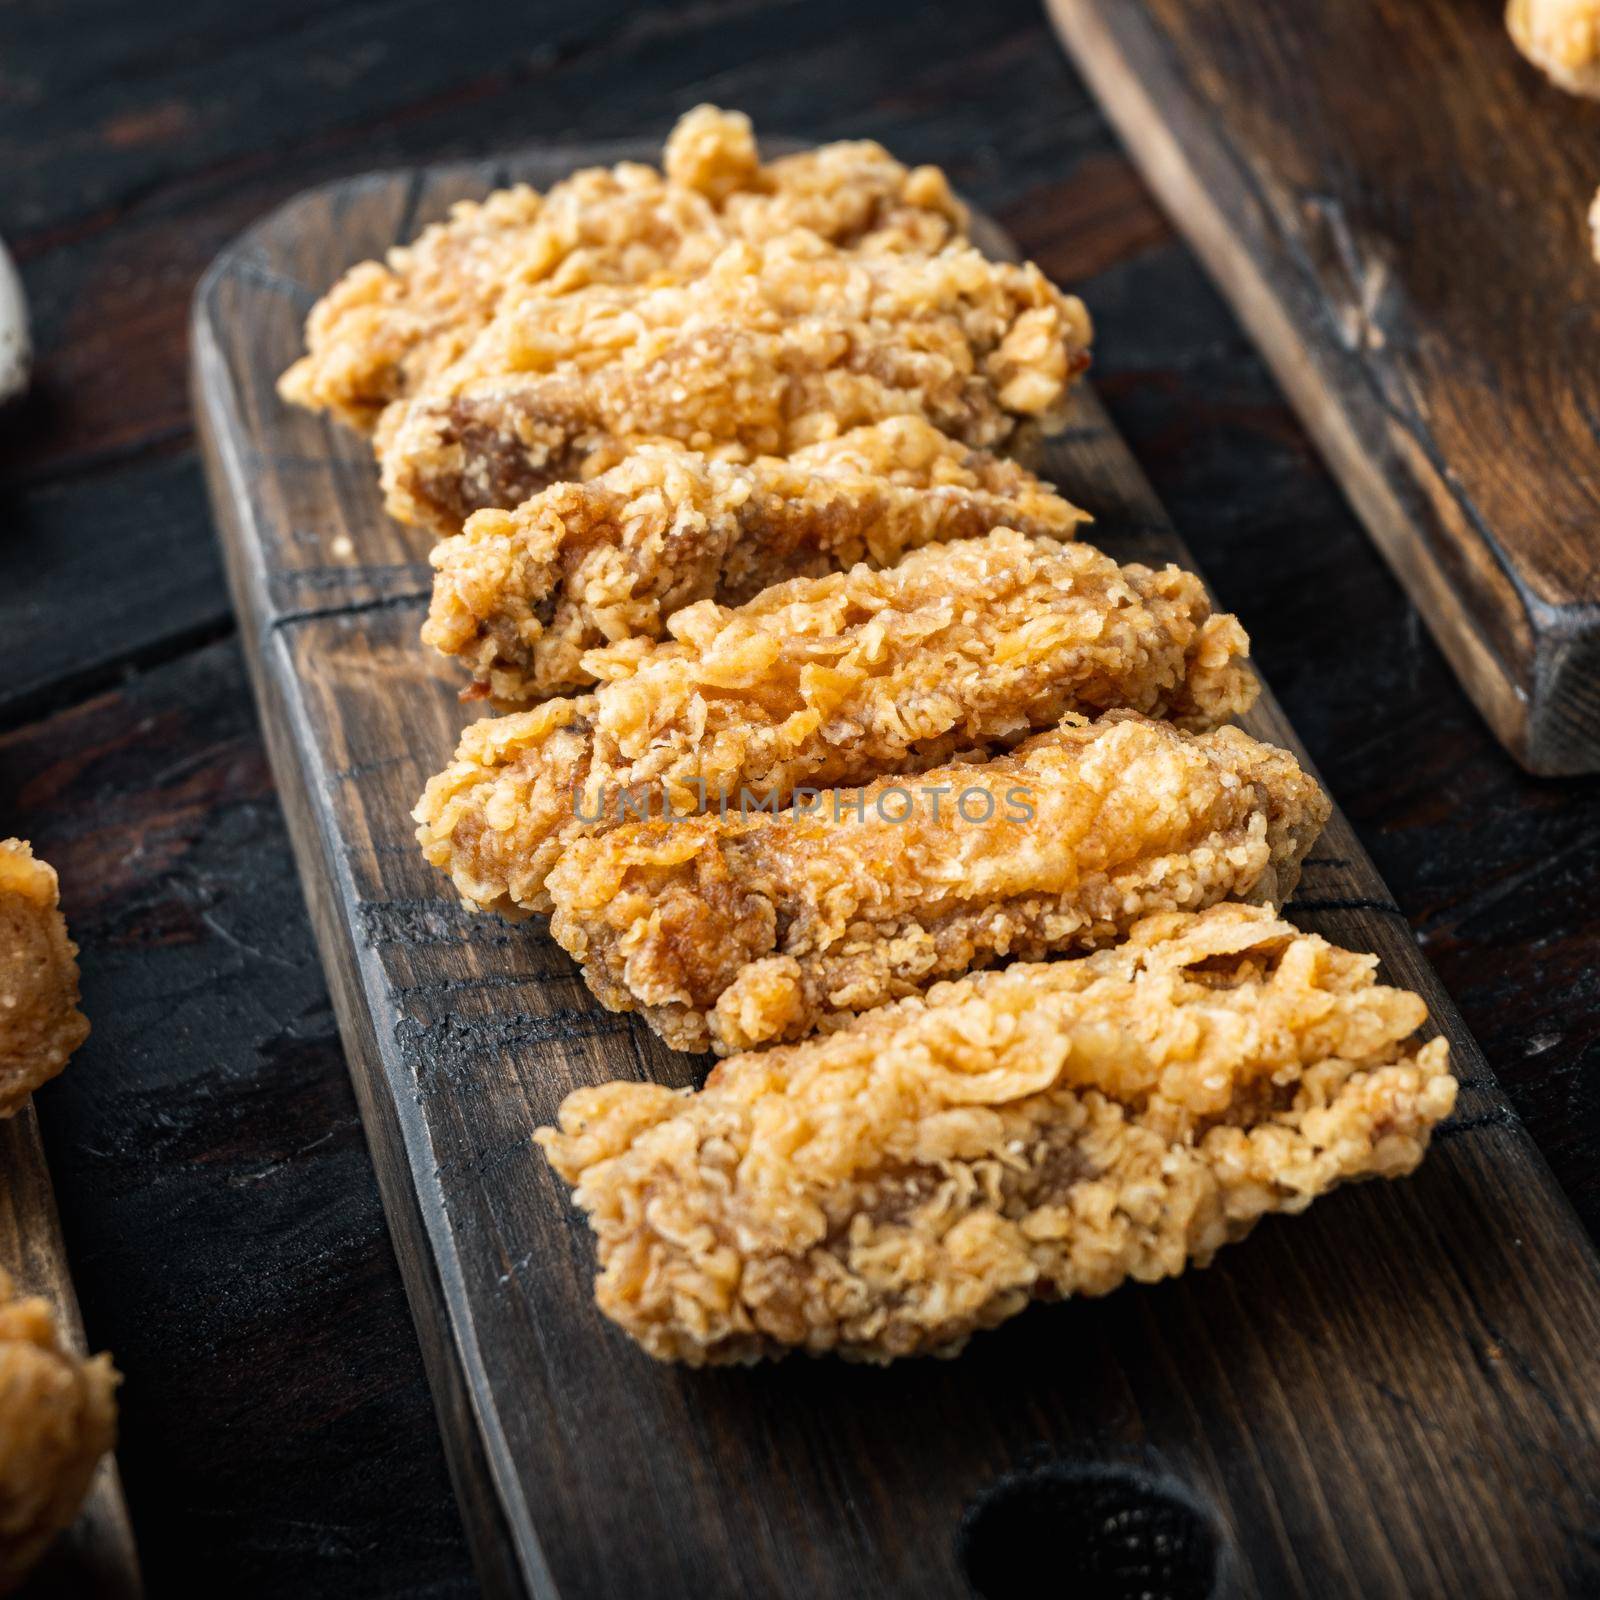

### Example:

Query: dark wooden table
xmin=2 ymin=2 xmax=1597 ymax=1594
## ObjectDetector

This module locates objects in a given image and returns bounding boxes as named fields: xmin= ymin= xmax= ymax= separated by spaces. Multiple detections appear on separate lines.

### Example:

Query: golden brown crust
xmin=536 ymin=904 xmax=1457 ymax=1364
xmin=277 ymin=181 xmax=548 ymax=433
xmin=672 ymin=108 xmax=967 ymax=252
xmin=415 ymin=533 xmax=1260 ymax=917
xmin=0 ymin=1269 xmax=119 ymax=1591
xmin=416 ymin=696 xmax=598 ymax=919
xmin=423 ymin=419 xmax=1089 ymax=700
xmin=279 ymin=106 xmax=968 ymax=431
xmin=544 ymin=714 xmax=1328 ymax=1054
xmin=1508 ymin=0 xmax=1600 ymax=94
xmin=0 ymin=842 xmax=90 ymax=1118
xmin=378 ymin=232 xmax=1094 ymax=534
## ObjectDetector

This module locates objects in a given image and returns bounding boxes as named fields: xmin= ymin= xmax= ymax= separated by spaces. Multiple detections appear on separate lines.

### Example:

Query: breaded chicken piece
xmin=0 ymin=842 xmax=90 ymax=1118
xmin=424 ymin=419 xmax=1089 ymax=700
xmin=545 ymin=714 xmax=1328 ymax=1054
xmin=0 ymin=1269 xmax=119 ymax=1590
xmin=378 ymin=231 xmax=1093 ymax=534
xmin=415 ymin=534 xmax=1259 ymax=915
xmin=278 ymin=105 xmax=967 ymax=431
xmin=1508 ymin=0 xmax=1600 ymax=94
xmin=537 ymin=904 xmax=1457 ymax=1364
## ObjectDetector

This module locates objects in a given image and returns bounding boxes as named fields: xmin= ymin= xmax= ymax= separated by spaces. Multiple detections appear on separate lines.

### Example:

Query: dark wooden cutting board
xmin=192 ymin=145 xmax=1600 ymax=1600
xmin=1048 ymin=0 xmax=1600 ymax=776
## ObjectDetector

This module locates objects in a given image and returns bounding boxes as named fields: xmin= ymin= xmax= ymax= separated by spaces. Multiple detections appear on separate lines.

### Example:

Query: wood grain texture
xmin=1047 ymin=0 xmax=1600 ymax=776
xmin=193 ymin=146 xmax=1600 ymax=1599
xmin=0 ymin=1107 xmax=141 ymax=1600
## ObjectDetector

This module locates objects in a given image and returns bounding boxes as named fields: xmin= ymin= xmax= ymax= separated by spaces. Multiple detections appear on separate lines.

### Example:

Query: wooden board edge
xmin=189 ymin=304 xmax=538 ymax=1600
xmin=1 ymin=1108 xmax=143 ymax=1600
xmin=1529 ymin=595 xmax=1600 ymax=767
xmin=1043 ymin=0 xmax=1600 ymax=776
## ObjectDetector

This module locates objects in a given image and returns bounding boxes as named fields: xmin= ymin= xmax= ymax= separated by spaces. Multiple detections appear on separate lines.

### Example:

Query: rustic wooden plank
xmin=1047 ymin=0 xmax=1600 ymax=776
xmin=194 ymin=148 xmax=1600 ymax=1599
xmin=0 ymin=1107 xmax=141 ymax=1599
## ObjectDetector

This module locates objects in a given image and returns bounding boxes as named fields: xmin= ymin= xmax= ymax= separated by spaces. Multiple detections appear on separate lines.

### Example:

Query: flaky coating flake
xmin=536 ymin=903 xmax=1457 ymax=1364
xmin=278 ymin=106 xmax=968 ymax=431
xmin=378 ymin=231 xmax=1093 ymax=534
xmin=424 ymin=418 xmax=1089 ymax=700
xmin=0 ymin=842 xmax=89 ymax=1118
xmin=545 ymin=713 xmax=1327 ymax=1054
xmin=0 ymin=1269 xmax=119 ymax=1592
xmin=415 ymin=534 xmax=1259 ymax=915
xmin=1509 ymin=0 xmax=1600 ymax=93
xmin=672 ymin=107 xmax=967 ymax=255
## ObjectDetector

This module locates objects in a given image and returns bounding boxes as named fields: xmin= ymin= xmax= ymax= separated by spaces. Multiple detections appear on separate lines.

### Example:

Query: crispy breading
xmin=415 ymin=534 xmax=1259 ymax=916
xmin=417 ymin=697 xmax=595 ymax=919
xmin=277 ymin=179 xmax=547 ymax=434
xmin=669 ymin=106 xmax=966 ymax=254
xmin=0 ymin=1269 xmax=119 ymax=1590
xmin=278 ymin=106 xmax=968 ymax=431
xmin=544 ymin=714 xmax=1327 ymax=1054
xmin=378 ymin=231 xmax=1094 ymax=534
xmin=1508 ymin=0 xmax=1600 ymax=94
xmin=537 ymin=904 xmax=1457 ymax=1364
xmin=0 ymin=842 xmax=90 ymax=1118
xmin=423 ymin=419 xmax=1089 ymax=700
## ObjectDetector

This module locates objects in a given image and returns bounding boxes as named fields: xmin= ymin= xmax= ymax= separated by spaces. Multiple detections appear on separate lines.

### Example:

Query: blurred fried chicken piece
xmin=415 ymin=533 xmax=1259 ymax=915
xmin=1508 ymin=0 xmax=1600 ymax=94
xmin=0 ymin=1269 xmax=119 ymax=1590
xmin=378 ymin=231 xmax=1093 ymax=533
xmin=279 ymin=105 xmax=967 ymax=431
xmin=424 ymin=419 xmax=1089 ymax=700
xmin=545 ymin=713 xmax=1327 ymax=1054
xmin=0 ymin=842 xmax=89 ymax=1118
xmin=537 ymin=904 xmax=1456 ymax=1363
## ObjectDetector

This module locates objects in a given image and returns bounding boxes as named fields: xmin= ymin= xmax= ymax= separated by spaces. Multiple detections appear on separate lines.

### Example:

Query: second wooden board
xmin=1049 ymin=0 xmax=1600 ymax=776
xmin=0 ymin=1109 xmax=141 ymax=1599
xmin=194 ymin=145 xmax=1600 ymax=1598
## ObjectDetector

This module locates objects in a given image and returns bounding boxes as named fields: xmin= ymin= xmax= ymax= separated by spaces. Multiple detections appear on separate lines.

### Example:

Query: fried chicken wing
xmin=415 ymin=533 xmax=1259 ymax=916
xmin=0 ymin=842 xmax=89 ymax=1118
xmin=0 ymin=1269 xmax=119 ymax=1591
xmin=545 ymin=714 xmax=1328 ymax=1054
xmin=424 ymin=419 xmax=1089 ymax=701
xmin=537 ymin=903 xmax=1456 ymax=1364
xmin=378 ymin=232 xmax=1093 ymax=533
xmin=1508 ymin=0 xmax=1600 ymax=94
xmin=279 ymin=105 xmax=967 ymax=431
